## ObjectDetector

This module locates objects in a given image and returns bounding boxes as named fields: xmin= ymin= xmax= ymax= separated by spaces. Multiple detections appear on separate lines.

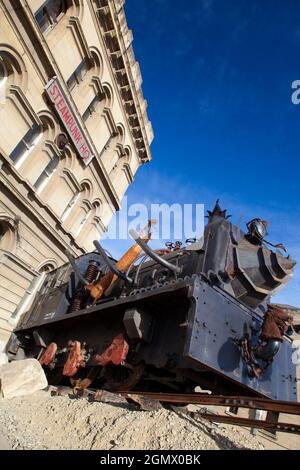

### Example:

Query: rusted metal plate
xmin=39 ymin=342 xmax=57 ymax=366
xmin=63 ymin=341 xmax=83 ymax=377
xmin=93 ymin=334 xmax=129 ymax=366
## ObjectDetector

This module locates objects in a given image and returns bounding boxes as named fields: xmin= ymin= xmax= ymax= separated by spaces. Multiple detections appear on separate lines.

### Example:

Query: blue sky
xmin=103 ymin=0 xmax=300 ymax=307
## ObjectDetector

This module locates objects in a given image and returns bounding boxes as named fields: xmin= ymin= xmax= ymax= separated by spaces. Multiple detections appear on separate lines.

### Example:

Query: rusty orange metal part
xmin=63 ymin=340 xmax=83 ymax=377
xmin=93 ymin=334 xmax=129 ymax=366
xmin=39 ymin=342 xmax=57 ymax=366
xmin=86 ymin=220 xmax=156 ymax=301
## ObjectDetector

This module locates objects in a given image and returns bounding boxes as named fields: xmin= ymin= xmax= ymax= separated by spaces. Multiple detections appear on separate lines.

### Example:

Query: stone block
xmin=0 ymin=358 xmax=48 ymax=399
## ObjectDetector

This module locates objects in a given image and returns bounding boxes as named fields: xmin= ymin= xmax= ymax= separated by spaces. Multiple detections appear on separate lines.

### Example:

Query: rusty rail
xmin=47 ymin=386 xmax=300 ymax=436
xmin=120 ymin=391 xmax=300 ymax=416
xmin=121 ymin=391 xmax=300 ymax=435
xmin=199 ymin=414 xmax=300 ymax=435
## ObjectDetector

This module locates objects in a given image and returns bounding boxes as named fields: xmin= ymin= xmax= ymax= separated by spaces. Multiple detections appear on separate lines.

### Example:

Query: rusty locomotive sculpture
xmin=6 ymin=201 xmax=297 ymax=401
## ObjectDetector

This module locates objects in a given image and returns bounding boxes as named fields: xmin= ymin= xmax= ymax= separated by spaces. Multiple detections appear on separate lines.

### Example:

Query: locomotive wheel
xmin=103 ymin=362 xmax=145 ymax=392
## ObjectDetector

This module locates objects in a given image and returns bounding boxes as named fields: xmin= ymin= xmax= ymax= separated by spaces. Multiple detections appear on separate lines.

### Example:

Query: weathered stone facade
xmin=0 ymin=0 xmax=153 ymax=351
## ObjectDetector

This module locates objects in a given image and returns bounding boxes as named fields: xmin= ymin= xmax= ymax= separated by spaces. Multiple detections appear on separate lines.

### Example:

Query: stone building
xmin=0 ymin=0 xmax=153 ymax=353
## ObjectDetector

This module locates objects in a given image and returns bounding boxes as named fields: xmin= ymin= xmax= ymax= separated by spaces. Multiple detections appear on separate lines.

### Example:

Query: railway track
xmin=121 ymin=391 xmax=300 ymax=435
xmin=47 ymin=385 xmax=300 ymax=436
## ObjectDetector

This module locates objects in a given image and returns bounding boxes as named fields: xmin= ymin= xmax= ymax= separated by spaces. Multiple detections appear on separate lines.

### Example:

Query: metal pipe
xmin=134 ymin=254 xmax=149 ymax=286
xmin=129 ymin=229 xmax=181 ymax=274
xmin=125 ymin=252 xmax=145 ymax=279
xmin=65 ymin=250 xmax=88 ymax=286
xmin=93 ymin=240 xmax=133 ymax=284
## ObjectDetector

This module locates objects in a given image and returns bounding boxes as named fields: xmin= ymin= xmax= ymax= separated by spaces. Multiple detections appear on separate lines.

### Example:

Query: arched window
xmin=82 ymin=94 xmax=105 ymax=122
xmin=9 ymin=123 xmax=42 ymax=167
xmin=0 ymin=49 xmax=30 ymax=159
xmin=67 ymin=58 xmax=90 ymax=91
xmin=110 ymin=147 xmax=131 ymax=199
xmin=34 ymin=154 xmax=59 ymax=193
xmin=38 ymin=152 xmax=80 ymax=219
xmin=82 ymin=86 xmax=112 ymax=154
xmin=101 ymin=125 xmax=124 ymax=174
xmin=0 ymin=218 xmax=16 ymax=252
xmin=0 ymin=59 xmax=5 ymax=81
xmin=0 ymin=59 xmax=7 ymax=103
xmin=77 ymin=200 xmax=102 ymax=250
xmin=0 ymin=49 xmax=26 ymax=90
xmin=0 ymin=223 xmax=5 ymax=246
xmin=15 ymin=113 xmax=60 ymax=187
xmin=73 ymin=205 xmax=92 ymax=238
xmin=10 ymin=260 xmax=57 ymax=325
xmin=63 ymin=182 xmax=92 ymax=235
xmin=61 ymin=191 xmax=80 ymax=222
xmin=35 ymin=0 xmax=67 ymax=34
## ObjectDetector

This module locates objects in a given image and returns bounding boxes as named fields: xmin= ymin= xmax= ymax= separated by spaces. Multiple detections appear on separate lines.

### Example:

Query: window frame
xmin=0 ymin=223 xmax=4 ymax=244
xmin=9 ymin=123 xmax=42 ymax=166
xmin=82 ymin=94 xmax=103 ymax=122
xmin=0 ymin=58 xmax=7 ymax=88
xmin=34 ymin=154 xmax=60 ymax=191
xmin=35 ymin=0 xmax=66 ymax=35
xmin=67 ymin=58 xmax=90 ymax=91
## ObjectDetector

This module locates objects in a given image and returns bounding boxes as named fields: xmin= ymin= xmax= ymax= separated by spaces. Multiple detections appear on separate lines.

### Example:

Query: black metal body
xmin=7 ymin=203 xmax=297 ymax=401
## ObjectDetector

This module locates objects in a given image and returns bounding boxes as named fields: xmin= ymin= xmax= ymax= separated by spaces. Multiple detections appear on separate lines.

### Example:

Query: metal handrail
xmin=93 ymin=240 xmax=133 ymax=284
xmin=65 ymin=250 xmax=88 ymax=286
xmin=129 ymin=229 xmax=181 ymax=274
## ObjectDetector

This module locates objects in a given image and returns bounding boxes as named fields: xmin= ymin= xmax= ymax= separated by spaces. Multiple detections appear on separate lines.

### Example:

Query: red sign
xmin=45 ymin=78 xmax=94 ymax=165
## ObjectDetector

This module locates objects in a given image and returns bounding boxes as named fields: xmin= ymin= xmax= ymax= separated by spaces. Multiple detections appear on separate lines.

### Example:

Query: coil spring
xmin=68 ymin=261 xmax=99 ymax=312
xmin=69 ymin=290 xmax=85 ymax=312
xmin=84 ymin=261 xmax=99 ymax=283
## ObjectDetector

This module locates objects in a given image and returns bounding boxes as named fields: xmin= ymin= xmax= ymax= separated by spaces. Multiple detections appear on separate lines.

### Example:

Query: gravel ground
xmin=0 ymin=390 xmax=265 ymax=450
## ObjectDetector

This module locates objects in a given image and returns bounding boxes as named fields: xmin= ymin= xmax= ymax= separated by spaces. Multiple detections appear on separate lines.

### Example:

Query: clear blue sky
xmin=103 ymin=0 xmax=300 ymax=307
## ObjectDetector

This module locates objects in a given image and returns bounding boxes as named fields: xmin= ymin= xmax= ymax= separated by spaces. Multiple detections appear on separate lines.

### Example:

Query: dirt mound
xmin=0 ymin=390 xmax=265 ymax=450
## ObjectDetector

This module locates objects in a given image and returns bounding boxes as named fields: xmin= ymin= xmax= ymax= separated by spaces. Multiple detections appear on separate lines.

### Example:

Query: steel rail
xmin=198 ymin=414 xmax=300 ymax=435
xmin=47 ymin=386 xmax=300 ymax=435
xmin=120 ymin=391 xmax=300 ymax=416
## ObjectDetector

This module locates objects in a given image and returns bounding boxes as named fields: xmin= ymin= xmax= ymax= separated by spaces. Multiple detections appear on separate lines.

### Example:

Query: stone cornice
xmin=92 ymin=0 xmax=153 ymax=164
